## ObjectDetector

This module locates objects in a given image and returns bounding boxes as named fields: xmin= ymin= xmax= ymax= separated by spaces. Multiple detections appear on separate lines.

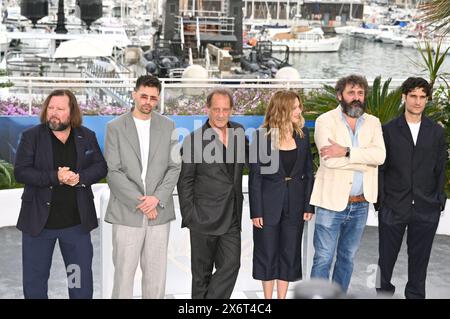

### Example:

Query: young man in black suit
xmin=376 ymin=77 xmax=447 ymax=299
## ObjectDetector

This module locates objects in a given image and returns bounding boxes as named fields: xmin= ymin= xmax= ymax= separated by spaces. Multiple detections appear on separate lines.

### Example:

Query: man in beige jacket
xmin=309 ymin=74 xmax=386 ymax=293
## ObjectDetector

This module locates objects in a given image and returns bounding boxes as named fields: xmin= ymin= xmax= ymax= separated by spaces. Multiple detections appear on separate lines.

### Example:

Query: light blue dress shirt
xmin=339 ymin=107 xmax=364 ymax=196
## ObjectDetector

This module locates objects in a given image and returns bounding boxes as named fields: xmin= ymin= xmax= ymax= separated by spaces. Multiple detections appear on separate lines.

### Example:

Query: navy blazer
xmin=249 ymin=127 xmax=314 ymax=226
xmin=377 ymin=114 xmax=447 ymax=223
xmin=14 ymin=124 xmax=107 ymax=236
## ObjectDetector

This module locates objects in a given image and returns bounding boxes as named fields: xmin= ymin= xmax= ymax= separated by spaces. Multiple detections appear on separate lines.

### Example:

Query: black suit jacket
xmin=14 ymin=124 xmax=107 ymax=236
xmin=249 ymin=127 xmax=314 ymax=226
xmin=377 ymin=114 xmax=447 ymax=223
xmin=177 ymin=121 xmax=248 ymax=236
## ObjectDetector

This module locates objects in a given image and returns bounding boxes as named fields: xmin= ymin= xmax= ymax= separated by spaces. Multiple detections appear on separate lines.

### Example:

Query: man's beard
xmin=47 ymin=118 xmax=70 ymax=131
xmin=341 ymin=99 xmax=366 ymax=118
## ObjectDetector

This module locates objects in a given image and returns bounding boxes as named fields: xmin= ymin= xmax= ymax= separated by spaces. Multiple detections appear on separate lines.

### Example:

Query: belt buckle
xmin=285 ymin=177 xmax=292 ymax=181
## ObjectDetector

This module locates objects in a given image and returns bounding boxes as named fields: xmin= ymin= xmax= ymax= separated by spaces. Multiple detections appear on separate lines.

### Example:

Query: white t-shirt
xmin=133 ymin=117 xmax=151 ymax=190
xmin=407 ymin=121 xmax=421 ymax=145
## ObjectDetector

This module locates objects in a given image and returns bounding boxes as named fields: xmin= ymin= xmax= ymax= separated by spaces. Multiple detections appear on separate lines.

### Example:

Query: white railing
xmin=1 ymin=76 xmax=410 ymax=115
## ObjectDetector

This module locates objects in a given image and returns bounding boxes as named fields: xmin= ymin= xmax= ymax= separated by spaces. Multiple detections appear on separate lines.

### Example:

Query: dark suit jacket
xmin=249 ymin=127 xmax=314 ymax=226
xmin=14 ymin=124 xmax=107 ymax=236
xmin=377 ymin=114 xmax=447 ymax=223
xmin=177 ymin=121 xmax=248 ymax=236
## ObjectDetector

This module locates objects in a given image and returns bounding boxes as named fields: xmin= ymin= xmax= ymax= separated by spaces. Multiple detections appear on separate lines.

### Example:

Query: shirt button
xmin=49 ymin=186 xmax=53 ymax=190
xmin=46 ymin=202 xmax=50 ymax=206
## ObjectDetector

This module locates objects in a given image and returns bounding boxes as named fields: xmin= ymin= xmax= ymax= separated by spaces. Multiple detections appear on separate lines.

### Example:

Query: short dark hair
xmin=335 ymin=74 xmax=369 ymax=96
xmin=40 ymin=89 xmax=82 ymax=128
xmin=400 ymin=77 xmax=431 ymax=97
xmin=206 ymin=87 xmax=234 ymax=109
xmin=135 ymin=75 xmax=161 ymax=93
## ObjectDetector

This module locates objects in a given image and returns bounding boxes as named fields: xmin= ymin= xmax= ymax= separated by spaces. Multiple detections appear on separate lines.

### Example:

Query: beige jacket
xmin=310 ymin=107 xmax=386 ymax=211
xmin=104 ymin=111 xmax=181 ymax=227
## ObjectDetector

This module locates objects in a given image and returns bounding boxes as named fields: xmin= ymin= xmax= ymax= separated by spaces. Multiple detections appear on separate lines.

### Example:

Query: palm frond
xmin=419 ymin=0 xmax=450 ymax=35
xmin=0 ymin=160 xmax=13 ymax=188
xmin=366 ymin=76 xmax=403 ymax=124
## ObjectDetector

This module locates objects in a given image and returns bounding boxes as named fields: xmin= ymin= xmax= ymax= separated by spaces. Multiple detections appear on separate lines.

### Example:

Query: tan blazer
xmin=310 ymin=107 xmax=386 ymax=212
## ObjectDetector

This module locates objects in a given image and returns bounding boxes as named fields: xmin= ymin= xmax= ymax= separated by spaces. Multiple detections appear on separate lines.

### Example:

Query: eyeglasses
xmin=138 ymin=94 xmax=159 ymax=102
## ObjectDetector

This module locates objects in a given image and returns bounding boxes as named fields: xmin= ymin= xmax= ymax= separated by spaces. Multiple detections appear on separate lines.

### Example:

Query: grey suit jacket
xmin=104 ymin=110 xmax=181 ymax=227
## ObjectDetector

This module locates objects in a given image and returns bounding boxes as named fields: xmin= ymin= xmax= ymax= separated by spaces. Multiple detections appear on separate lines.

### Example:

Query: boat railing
xmin=175 ymin=15 xmax=235 ymax=35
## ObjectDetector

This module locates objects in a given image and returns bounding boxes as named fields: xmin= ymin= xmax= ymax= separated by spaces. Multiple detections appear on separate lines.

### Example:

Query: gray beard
xmin=341 ymin=100 xmax=365 ymax=118
xmin=47 ymin=120 xmax=70 ymax=131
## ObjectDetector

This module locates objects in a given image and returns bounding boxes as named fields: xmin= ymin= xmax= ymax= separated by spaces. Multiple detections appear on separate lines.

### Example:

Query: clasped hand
xmin=57 ymin=167 xmax=79 ymax=186
xmin=137 ymin=195 xmax=159 ymax=220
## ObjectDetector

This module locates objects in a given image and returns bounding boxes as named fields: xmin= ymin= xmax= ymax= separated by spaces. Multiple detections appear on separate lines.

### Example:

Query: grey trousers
xmin=111 ymin=222 xmax=170 ymax=299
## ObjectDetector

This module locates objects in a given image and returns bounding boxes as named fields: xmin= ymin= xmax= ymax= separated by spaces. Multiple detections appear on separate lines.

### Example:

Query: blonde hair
xmin=262 ymin=90 xmax=305 ymax=149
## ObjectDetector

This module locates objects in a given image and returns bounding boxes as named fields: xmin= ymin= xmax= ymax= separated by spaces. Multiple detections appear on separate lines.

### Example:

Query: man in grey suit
xmin=177 ymin=88 xmax=248 ymax=299
xmin=104 ymin=75 xmax=181 ymax=299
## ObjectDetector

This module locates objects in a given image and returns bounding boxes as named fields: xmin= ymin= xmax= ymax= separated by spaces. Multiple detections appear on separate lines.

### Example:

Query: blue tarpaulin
xmin=0 ymin=115 xmax=315 ymax=164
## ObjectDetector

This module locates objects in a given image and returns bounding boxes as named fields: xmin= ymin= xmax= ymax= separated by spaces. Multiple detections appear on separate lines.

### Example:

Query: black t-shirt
xmin=45 ymin=128 xmax=81 ymax=229
xmin=280 ymin=148 xmax=297 ymax=176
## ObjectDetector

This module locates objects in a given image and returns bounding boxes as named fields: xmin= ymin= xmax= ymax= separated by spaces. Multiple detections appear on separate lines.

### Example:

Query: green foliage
xmin=414 ymin=40 xmax=450 ymax=96
xmin=308 ymin=128 xmax=320 ymax=172
xmin=0 ymin=160 xmax=12 ymax=188
xmin=303 ymin=85 xmax=338 ymax=117
xmin=425 ymin=85 xmax=450 ymax=198
xmin=365 ymin=76 xmax=403 ymax=124
xmin=0 ymin=69 xmax=14 ymax=88
xmin=414 ymin=40 xmax=450 ymax=197
xmin=0 ymin=160 xmax=22 ymax=190
xmin=419 ymin=0 xmax=450 ymax=35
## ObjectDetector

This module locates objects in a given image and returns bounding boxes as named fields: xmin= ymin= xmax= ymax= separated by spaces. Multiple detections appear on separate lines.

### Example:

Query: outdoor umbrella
xmin=53 ymin=37 xmax=114 ymax=58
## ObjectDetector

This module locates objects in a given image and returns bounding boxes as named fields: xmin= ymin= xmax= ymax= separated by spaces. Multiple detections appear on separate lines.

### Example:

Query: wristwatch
xmin=345 ymin=147 xmax=350 ymax=158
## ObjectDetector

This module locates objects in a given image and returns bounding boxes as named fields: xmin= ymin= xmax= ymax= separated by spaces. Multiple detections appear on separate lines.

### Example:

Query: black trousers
xmin=189 ymin=220 xmax=241 ymax=299
xmin=376 ymin=210 xmax=439 ymax=299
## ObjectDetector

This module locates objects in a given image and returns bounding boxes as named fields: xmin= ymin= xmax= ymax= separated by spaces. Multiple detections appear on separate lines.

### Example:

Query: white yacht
xmin=270 ymin=27 xmax=342 ymax=53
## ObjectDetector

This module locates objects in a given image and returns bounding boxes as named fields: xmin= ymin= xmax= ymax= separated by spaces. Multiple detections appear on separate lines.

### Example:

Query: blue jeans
xmin=311 ymin=202 xmax=369 ymax=292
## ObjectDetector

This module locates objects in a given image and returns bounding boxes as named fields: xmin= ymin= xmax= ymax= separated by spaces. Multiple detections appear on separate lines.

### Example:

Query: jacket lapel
xmin=415 ymin=116 xmax=432 ymax=148
xmin=73 ymin=127 xmax=84 ymax=171
xmin=147 ymin=112 xmax=161 ymax=166
xmin=289 ymin=133 xmax=303 ymax=177
xmin=413 ymin=116 xmax=432 ymax=168
xmin=124 ymin=112 xmax=142 ymax=164
xmin=40 ymin=125 xmax=54 ymax=170
xmin=397 ymin=114 xmax=415 ymax=147
xmin=265 ymin=132 xmax=286 ymax=176
xmin=333 ymin=107 xmax=353 ymax=147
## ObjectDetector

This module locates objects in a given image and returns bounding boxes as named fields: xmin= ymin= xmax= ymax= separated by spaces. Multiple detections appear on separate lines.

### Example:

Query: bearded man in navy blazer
xmin=376 ymin=77 xmax=447 ymax=299
xmin=14 ymin=89 xmax=107 ymax=299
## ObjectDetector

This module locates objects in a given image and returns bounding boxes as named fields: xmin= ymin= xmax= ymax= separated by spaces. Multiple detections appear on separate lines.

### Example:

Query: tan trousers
xmin=111 ymin=222 xmax=170 ymax=299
